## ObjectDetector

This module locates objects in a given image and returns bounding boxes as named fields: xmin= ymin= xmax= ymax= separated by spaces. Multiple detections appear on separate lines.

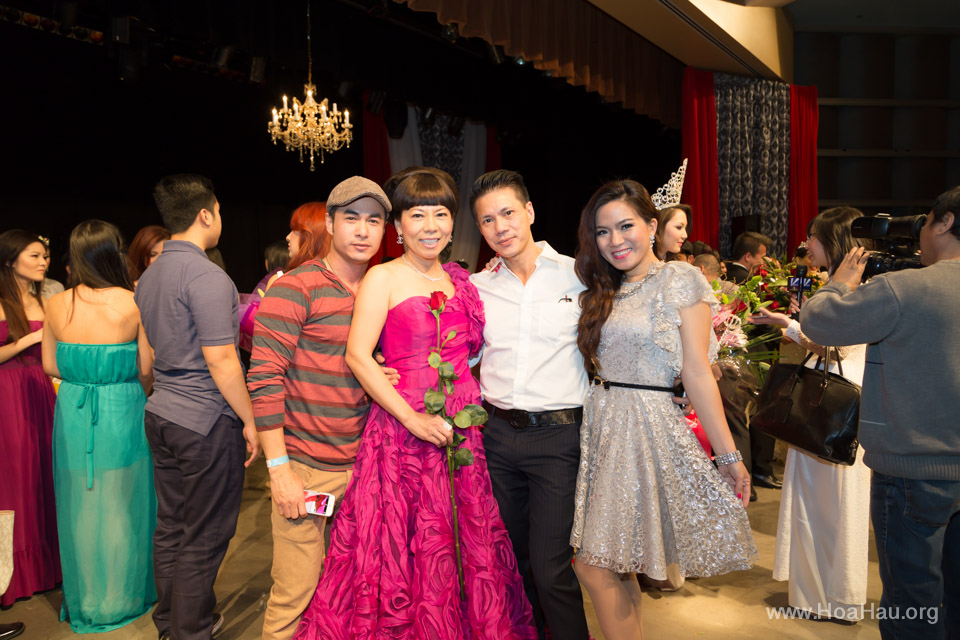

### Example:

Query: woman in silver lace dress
xmin=570 ymin=180 xmax=757 ymax=639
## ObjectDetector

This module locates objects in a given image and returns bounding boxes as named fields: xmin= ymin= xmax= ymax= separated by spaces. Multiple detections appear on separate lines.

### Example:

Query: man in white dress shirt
xmin=469 ymin=170 xmax=590 ymax=640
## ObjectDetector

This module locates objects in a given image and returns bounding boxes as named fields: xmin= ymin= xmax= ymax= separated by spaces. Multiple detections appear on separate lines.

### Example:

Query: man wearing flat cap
xmin=247 ymin=176 xmax=389 ymax=640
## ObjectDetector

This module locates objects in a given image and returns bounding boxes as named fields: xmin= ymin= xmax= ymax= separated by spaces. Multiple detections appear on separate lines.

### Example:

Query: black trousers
xmin=145 ymin=411 xmax=245 ymax=640
xmin=717 ymin=364 xmax=776 ymax=477
xmin=483 ymin=412 xmax=589 ymax=640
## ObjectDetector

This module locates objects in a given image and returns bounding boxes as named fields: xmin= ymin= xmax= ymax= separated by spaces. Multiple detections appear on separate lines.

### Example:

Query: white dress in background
xmin=771 ymin=321 xmax=871 ymax=618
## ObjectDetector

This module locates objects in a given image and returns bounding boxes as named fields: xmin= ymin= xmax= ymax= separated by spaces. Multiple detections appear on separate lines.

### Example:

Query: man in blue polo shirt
xmin=136 ymin=174 xmax=260 ymax=640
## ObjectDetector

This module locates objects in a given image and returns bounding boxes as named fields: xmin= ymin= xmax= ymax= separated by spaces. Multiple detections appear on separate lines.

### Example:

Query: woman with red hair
xmin=267 ymin=202 xmax=331 ymax=290
xmin=127 ymin=225 xmax=170 ymax=284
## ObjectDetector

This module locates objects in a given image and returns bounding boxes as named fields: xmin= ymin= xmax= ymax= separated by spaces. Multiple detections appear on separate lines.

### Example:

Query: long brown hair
xmin=808 ymin=206 xmax=872 ymax=275
xmin=0 ymin=229 xmax=45 ymax=345
xmin=575 ymin=180 xmax=659 ymax=373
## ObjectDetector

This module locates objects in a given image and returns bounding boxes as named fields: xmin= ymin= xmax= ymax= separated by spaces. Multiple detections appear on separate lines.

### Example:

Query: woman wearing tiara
xmin=571 ymin=180 xmax=756 ymax=639
xmin=294 ymin=167 xmax=535 ymax=640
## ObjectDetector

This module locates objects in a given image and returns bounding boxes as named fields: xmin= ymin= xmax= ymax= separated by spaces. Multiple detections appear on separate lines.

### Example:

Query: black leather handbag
xmin=752 ymin=350 xmax=860 ymax=466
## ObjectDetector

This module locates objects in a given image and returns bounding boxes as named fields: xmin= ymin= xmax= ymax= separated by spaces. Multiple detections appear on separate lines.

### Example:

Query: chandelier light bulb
xmin=266 ymin=0 xmax=353 ymax=171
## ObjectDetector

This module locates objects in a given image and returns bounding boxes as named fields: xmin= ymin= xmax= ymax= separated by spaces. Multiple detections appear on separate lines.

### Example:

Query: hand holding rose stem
xmin=424 ymin=291 xmax=489 ymax=602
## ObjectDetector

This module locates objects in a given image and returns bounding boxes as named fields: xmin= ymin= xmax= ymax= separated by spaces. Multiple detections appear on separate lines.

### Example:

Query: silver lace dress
xmin=570 ymin=261 xmax=758 ymax=578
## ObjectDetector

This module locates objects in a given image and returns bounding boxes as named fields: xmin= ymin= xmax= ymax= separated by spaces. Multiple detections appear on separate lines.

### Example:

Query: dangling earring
xmin=649 ymin=233 xmax=656 ymax=249
xmin=396 ymin=234 xmax=404 ymax=245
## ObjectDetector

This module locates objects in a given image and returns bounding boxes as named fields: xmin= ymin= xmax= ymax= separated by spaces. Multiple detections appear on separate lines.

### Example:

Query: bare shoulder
xmin=362 ymin=261 xmax=400 ymax=286
xmin=265 ymin=271 xmax=281 ymax=290
xmin=112 ymin=287 xmax=140 ymax=313
xmin=43 ymin=289 xmax=69 ymax=327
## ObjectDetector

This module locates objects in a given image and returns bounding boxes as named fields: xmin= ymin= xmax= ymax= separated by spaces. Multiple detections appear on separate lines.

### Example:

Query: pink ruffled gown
xmin=294 ymin=264 xmax=535 ymax=640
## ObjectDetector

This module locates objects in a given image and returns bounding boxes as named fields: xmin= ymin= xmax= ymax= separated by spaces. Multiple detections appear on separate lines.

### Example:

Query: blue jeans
xmin=871 ymin=472 xmax=960 ymax=639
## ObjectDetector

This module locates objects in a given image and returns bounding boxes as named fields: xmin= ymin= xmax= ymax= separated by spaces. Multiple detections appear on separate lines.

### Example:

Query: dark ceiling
xmin=1 ymin=0 xmax=681 ymax=288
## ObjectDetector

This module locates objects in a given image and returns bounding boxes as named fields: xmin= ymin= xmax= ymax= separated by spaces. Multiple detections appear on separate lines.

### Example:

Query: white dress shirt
xmin=470 ymin=241 xmax=589 ymax=411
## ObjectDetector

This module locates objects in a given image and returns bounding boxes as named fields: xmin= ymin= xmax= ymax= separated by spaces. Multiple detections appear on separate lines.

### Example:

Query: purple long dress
xmin=0 ymin=320 xmax=61 ymax=605
xmin=294 ymin=263 xmax=535 ymax=640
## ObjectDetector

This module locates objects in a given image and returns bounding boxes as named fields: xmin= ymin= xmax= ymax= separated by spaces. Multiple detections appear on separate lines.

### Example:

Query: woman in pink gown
xmin=294 ymin=168 xmax=535 ymax=640
xmin=0 ymin=230 xmax=60 ymax=605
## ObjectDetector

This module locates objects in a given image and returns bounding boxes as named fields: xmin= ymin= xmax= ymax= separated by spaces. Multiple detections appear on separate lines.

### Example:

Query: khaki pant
xmin=262 ymin=460 xmax=352 ymax=640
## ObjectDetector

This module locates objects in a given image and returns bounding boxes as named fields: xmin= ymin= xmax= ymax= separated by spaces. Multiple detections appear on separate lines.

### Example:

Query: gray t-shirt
xmin=135 ymin=240 xmax=239 ymax=435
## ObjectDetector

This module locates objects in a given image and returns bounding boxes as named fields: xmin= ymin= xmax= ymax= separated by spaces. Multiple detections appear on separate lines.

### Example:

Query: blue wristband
xmin=266 ymin=455 xmax=290 ymax=469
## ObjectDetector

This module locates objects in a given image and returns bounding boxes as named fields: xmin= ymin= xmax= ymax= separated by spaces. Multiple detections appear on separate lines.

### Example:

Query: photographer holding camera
xmin=800 ymin=186 xmax=960 ymax=640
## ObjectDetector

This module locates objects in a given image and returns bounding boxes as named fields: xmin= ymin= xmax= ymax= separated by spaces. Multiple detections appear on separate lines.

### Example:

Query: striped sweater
xmin=247 ymin=260 xmax=369 ymax=470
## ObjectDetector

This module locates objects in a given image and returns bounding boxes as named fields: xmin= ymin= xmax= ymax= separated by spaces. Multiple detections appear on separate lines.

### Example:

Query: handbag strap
xmin=813 ymin=347 xmax=845 ymax=378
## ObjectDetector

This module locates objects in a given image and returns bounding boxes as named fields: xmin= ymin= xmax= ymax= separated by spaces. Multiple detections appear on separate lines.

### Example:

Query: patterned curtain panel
xmin=416 ymin=108 xmax=465 ymax=263
xmin=416 ymin=109 xmax=465 ymax=185
xmin=714 ymin=73 xmax=791 ymax=258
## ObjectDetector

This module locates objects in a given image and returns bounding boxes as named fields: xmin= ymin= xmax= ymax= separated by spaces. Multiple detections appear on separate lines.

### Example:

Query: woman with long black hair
xmin=0 ymin=229 xmax=60 ymax=606
xmin=41 ymin=220 xmax=157 ymax=632
xmin=749 ymin=207 xmax=872 ymax=622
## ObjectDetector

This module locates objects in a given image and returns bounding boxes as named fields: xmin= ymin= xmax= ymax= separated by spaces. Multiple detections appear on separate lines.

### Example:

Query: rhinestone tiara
xmin=651 ymin=158 xmax=687 ymax=211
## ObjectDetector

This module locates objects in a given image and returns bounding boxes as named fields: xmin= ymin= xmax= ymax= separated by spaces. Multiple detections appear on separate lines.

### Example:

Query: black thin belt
xmin=592 ymin=376 xmax=674 ymax=393
xmin=482 ymin=401 xmax=583 ymax=430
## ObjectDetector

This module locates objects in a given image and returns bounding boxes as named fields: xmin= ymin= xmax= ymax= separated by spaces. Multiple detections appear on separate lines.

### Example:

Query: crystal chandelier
xmin=267 ymin=0 xmax=352 ymax=171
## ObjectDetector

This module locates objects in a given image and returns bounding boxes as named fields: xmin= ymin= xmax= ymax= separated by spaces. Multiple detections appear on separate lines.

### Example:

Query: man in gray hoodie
xmin=800 ymin=185 xmax=960 ymax=640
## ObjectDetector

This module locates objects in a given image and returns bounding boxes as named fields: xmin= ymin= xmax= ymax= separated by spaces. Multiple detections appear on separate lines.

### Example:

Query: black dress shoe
xmin=0 ymin=622 xmax=25 ymax=640
xmin=752 ymin=474 xmax=783 ymax=489
xmin=749 ymin=486 xmax=758 ymax=502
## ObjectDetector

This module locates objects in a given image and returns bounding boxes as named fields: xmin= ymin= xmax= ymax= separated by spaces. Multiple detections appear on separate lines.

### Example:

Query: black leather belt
xmin=592 ymin=376 xmax=674 ymax=393
xmin=482 ymin=400 xmax=582 ymax=430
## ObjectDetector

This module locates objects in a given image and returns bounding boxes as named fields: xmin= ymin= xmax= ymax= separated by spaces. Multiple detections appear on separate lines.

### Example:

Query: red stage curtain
xmin=361 ymin=92 xmax=400 ymax=266
xmin=680 ymin=68 xmax=720 ymax=251
xmin=788 ymin=84 xmax=819 ymax=254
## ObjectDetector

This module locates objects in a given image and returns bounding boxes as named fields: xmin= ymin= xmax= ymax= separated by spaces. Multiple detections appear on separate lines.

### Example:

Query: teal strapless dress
xmin=53 ymin=341 xmax=157 ymax=633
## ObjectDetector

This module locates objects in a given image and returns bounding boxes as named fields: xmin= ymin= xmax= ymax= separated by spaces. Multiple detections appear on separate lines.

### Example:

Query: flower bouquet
xmin=714 ymin=256 xmax=819 ymax=362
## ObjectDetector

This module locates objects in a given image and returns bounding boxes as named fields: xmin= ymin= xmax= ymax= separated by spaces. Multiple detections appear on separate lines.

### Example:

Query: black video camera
xmin=850 ymin=213 xmax=925 ymax=280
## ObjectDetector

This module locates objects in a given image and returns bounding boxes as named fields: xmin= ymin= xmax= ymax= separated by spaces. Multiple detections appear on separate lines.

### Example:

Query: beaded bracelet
xmin=714 ymin=450 xmax=743 ymax=467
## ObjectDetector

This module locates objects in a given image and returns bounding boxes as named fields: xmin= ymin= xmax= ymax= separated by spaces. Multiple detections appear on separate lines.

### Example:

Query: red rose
xmin=770 ymin=301 xmax=780 ymax=310
xmin=429 ymin=290 xmax=447 ymax=312
xmin=734 ymin=299 xmax=747 ymax=313
xmin=760 ymin=282 xmax=768 ymax=291
xmin=759 ymin=268 xmax=769 ymax=277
